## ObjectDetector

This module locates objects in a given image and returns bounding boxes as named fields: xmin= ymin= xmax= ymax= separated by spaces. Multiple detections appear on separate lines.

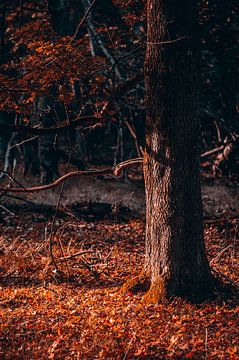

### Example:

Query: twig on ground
xmin=0 ymin=204 xmax=15 ymax=216
xmin=123 ymin=333 xmax=136 ymax=360
xmin=210 ymin=245 xmax=232 ymax=264
xmin=205 ymin=328 xmax=208 ymax=360
xmin=57 ymin=250 xmax=95 ymax=261
xmin=212 ymin=269 xmax=239 ymax=289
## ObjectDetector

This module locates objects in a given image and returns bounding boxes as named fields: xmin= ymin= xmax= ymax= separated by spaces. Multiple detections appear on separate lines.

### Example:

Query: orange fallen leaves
xmin=0 ymin=213 xmax=238 ymax=359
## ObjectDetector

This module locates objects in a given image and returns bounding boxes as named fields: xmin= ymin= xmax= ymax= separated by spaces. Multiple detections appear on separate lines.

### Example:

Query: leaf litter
xmin=0 ymin=209 xmax=238 ymax=359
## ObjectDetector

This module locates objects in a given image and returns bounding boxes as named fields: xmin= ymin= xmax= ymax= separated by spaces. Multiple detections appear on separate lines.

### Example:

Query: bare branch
xmin=0 ymin=158 xmax=144 ymax=193
xmin=9 ymin=135 xmax=38 ymax=149
xmin=80 ymin=0 xmax=122 ymax=79
xmin=0 ymin=115 xmax=98 ymax=135
xmin=0 ymin=73 xmax=143 ymax=136
xmin=147 ymin=36 xmax=187 ymax=46
xmin=0 ymin=141 xmax=223 ymax=194
xmin=201 ymin=145 xmax=224 ymax=159
xmin=72 ymin=0 xmax=97 ymax=41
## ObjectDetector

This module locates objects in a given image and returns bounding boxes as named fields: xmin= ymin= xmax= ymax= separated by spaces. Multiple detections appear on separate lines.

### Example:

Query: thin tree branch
xmin=0 ymin=158 xmax=144 ymax=193
xmin=80 ymin=0 xmax=122 ymax=79
xmin=57 ymin=250 xmax=95 ymax=261
xmin=201 ymin=145 xmax=224 ymax=159
xmin=72 ymin=0 xmax=97 ymax=41
xmin=210 ymin=245 xmax=232 ymax=264
xmin=0 ymin=72 xmax=143 ymax=136
xmin=1 ymin=193 xmax=38 ymax=205
xmin=0 ymin=169 xmax=25 ymax=189
xmin=147 ymin=36 xmax=187 ymax=46
xmin=9 ymin=135 xmax=38 ymax=149
xmin=0 ymin=115 xmax=98 ymax=135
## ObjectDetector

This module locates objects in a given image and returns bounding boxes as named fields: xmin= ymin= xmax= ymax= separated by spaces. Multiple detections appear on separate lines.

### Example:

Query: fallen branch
xmin=0 ymin=193 xmax=38 ymax=205
xmin=204 ymin=216 xmax=239 ymax=224
xmin=57 ymin=250 xmax=95 ymax=261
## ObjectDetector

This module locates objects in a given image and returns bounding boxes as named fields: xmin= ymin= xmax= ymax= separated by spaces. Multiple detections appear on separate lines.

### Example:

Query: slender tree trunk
xmin=143 ymin=0 xmax=213 ymax=301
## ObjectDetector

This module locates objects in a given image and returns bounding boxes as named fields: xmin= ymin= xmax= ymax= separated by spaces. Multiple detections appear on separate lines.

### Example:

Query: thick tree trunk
xmin=143 ymin=0 xmax=213 ymax=301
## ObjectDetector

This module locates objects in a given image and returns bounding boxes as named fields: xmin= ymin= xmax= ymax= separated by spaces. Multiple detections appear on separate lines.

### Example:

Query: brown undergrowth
xmin=0 ymin=208 xmax=238 ymax=359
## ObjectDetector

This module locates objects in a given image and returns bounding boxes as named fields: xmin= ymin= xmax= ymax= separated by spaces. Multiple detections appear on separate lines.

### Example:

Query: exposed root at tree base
xmin=143 ymin=277 xmax=167 ymax=305
xmin=121 ymin=271 xmax=228 ymax=305
xmin=121 ymin=271 xmax=150 ymax=294
xmin=150 ymin=275 xmax=221 ymax=304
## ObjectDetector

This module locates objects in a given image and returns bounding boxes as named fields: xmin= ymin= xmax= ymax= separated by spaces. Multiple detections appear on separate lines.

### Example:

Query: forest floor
xmin=0 ymin=171 xmax=239 ymax=359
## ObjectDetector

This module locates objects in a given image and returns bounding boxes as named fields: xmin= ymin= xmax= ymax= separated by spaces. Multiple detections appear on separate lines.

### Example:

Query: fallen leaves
xmin=0 ymin=213 xmax=238 ymax=359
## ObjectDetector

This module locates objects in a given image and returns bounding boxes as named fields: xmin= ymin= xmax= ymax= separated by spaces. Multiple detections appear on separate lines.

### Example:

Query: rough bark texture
xmin=144 ymin=0 xmax=213 ymax=301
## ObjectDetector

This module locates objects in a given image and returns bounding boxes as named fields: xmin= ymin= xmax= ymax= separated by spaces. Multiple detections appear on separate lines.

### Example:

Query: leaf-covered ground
xmin=0 ymin=209 xmax=238 ymax=359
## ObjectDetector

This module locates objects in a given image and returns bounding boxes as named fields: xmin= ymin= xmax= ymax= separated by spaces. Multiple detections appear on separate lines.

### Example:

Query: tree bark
xmin=143 ymin=0 xmax=213 ymax=301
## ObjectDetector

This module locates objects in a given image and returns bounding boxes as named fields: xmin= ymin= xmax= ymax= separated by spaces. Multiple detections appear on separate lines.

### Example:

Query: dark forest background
xmin=0 ymin=0 xmax=238 ymax=183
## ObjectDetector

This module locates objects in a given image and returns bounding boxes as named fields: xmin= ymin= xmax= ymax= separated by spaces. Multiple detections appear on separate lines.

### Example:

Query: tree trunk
xmin=48 ymin=0 xmax=82 ymax=35
xmin=143 ymin=0 xmax=213 ymax=302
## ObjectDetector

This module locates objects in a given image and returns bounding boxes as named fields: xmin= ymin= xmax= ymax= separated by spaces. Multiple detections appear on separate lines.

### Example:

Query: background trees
xmin=0 ymin=0 xmax=238 ymax=182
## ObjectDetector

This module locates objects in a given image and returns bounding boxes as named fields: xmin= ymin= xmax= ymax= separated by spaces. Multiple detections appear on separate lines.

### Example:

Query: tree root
xmin=121 ymin=271 xmax=150 ymax=295
xmin=121 ymin=274 xmax=169 ymax=305
xmin=121 ymin=271 xmax=220 ymax=304
xmin=143 ymin=277 xmax=166 ymax=305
